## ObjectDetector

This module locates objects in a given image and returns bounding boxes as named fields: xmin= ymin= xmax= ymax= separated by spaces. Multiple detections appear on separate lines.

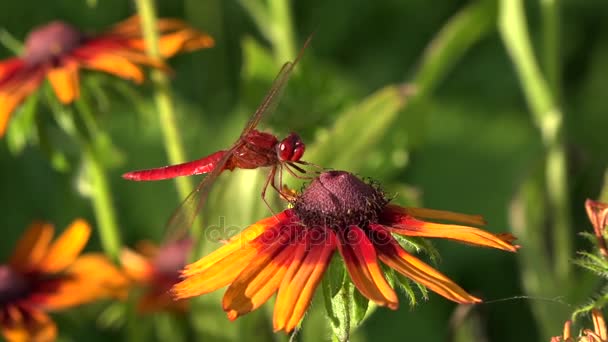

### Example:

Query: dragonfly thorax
xmin=276 ymin=132 xmax=305 ymax=162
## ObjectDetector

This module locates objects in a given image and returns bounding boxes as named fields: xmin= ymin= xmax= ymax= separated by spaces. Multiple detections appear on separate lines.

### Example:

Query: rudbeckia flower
xmin=551 ymin=309 xmax=607 ymax=342
xmin=172 ymin=170 xmax=519 ymax=332
xmin=0 ymin=15 xmax=214 ymax=136
xmin=0 ymin=219 xmax=129 ymax=341
xmin=585 ymin=199 xmax=608 ymax=257
xmin=121 ymin=238 xmax=192 ymax=313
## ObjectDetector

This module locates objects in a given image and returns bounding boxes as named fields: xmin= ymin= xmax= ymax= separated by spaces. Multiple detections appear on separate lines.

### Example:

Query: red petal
xmin=336 ymin=226 xmax=398 ymax=309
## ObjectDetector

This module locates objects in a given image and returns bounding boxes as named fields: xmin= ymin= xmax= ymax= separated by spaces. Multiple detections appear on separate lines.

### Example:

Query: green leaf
xmin=351 ymin=286 xmax=370 ymax=326
xmin=242 ymin=36 xmax=277 ymax=82
xmin=393 ymin=234 xmax=440 ymax=266
xmin=306 ymin=84 xmax=412 ymax=173
xmin=93 ymin=132 xmax=125 ymax=169
xmin=5 ymin=91 xmax=40 ymax=154
xmin=322 ymin=256 xmax=373 ymax=341
xmin=413 ymin=0 xmax=497 ymax=95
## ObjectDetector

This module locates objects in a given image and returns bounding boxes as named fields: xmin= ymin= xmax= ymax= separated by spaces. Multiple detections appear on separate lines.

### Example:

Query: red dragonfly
xmin=123 ymin=36 xmax=314 ymax=237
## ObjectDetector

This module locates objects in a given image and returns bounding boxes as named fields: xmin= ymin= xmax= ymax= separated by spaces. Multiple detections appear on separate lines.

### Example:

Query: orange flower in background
xmin=585 ymin=199 xmax=608 ymax=257
xmin=551 ymin=309 xmax=608 ymax=342
xmin=121 ymin=238 xmax=192 ymax=313
xmin=0 ymin=219 xmax=128 ymax=342
xmin=172 ymin=170 xmax=519 ymax=333
xmin=0 ymin=15 xmax=214 ymax=136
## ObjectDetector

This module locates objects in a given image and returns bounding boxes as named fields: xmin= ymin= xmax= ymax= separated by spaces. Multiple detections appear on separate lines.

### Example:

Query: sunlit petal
xmin=0 ymin=69 xmax=44 ymax=137
xmin=173 ymin=216 xmax=296 ymax=299
xmin=384 ymin=205 xmax=487 ymax=226
xmin=182 ymin=212 xmax=291 ymax=276
xmin=37 ymin=219 xmax=91 ymax=273
xmin=383 ymin=211 xmax=518 ymax=252
xmin=273 ymin=229 xmax=337 ymax=332
xmin=47 ymin=61 xmax=80 ymax=103
xmin=81 ymin=53 xmax=144 ymax=83
xmin=370 ymin=224 xmax=481 ymax=304
xmin=223 ymin=235 xmax=297 ymax=320
xmin=120 ymin=248 xmax=153 ymax=282
xmin=36 ymin=254 xmax=128 ymax=310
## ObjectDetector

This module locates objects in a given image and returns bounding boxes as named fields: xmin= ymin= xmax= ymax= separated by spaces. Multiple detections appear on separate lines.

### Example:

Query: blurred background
xmin=1 ymin=0 xmax=608 ymax=341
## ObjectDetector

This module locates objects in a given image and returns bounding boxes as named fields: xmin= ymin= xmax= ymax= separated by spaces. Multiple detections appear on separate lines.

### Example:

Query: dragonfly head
xmin=276 ymin=132 xmax=305 ymax=162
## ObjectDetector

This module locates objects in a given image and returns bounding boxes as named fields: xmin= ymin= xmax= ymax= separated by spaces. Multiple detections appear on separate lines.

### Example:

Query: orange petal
xmin=182 ymin=212 xmax=290 ymax=276
xmin=9 ymin=221 xmax=54 ymax=272
xmin=223 ymin=236 xmax=297 ymax=320
xmin=37 ymin=219 xmax=91 ymax=273
xmin=370 ymin=225 xmax=481 ymax=304
xmin=585 ymin=199 xmax=608 ymax=238
xmin=173 ymin=219 xmax=297 ymax=300
xmin=107 ymin=16 xmax=189 ymax=37
xmin=81 ymin=53 xmax=144 ymax=83
xmin=120 ymin=248 xmax=153 ymax=283
xmin=39 ymin=253 xmax=129 ymax=310
xmin=126 ymin=28 xmax=214 ymax=58
xmin=157 ymin=29 xmax=214 ymax=57
xmin=592 ymin=309 xmax=607 ymax=340
xmin=137 ymin=290 xmax=188 ymax=313
xmin=336 ymin=226 xmax=398 ymax=310
xmin=0 ymin=69 xmax=44 ymax=137
xmin=384 ymin=213 xmax=518 ymax=252
xmin=47 ymin=61 xmax=80 ymax=104
xmin=105 ymin=15 xmax=142 ymax=37
xmin=273 ymin=229 xmax=337 ymax=332
xmin=134 ymin=240 xmax=160 ymax=258
xmin=385 ymin=205 xmax=487 ymax=226
xmin=171 ymin=247 xmax=258 ymax=299
xmin=0 ymin=307 xmax=57 ymax=342
xmin=114 ymin=50 xmax=169 ymax=71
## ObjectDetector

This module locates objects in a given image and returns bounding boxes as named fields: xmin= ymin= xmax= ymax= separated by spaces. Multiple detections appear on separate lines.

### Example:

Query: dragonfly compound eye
xmin=277 ymin=133 xmax=305 ymax=162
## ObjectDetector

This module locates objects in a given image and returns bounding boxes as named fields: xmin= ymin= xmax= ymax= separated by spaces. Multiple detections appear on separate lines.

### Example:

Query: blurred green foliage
xmin=1 ymin=0 xmax=608 ymax=341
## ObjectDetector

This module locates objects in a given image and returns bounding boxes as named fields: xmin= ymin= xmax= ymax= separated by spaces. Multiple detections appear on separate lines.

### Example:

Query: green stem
xmin=134 ymin=0 xmax=194 ymax=203
xmin=541 ymin=0 xmax=561 ymax=99
xmin=268 ymin=0 xmax=296 ymax=65
xmin=499 ymin=0 xmax=571 ymax=281
xmin=600 ymin=169 xmax=608 ymax=203
xmin=74 ymin=94 xmax=122 ymax=259
xmin=84 ymin=143 xmax=122 ymax=259
xmin=413 ymin=0 xmax=497 ymax=96
xmin=499 ymin=0 xmax=570 ymax=338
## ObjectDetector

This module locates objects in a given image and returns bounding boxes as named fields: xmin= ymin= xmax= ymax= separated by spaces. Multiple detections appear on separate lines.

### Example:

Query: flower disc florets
xmin=0 ymin=265 xmax=29 ymax=305
xmin=293 ymin=171 xmax=388 ymax=230
xmin=24 ymin=21 xmax=84 ymax=65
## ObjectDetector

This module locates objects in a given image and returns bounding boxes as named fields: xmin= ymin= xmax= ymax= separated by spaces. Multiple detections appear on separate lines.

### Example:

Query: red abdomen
xmin=122 ymin=150 xmax=227 ymax=181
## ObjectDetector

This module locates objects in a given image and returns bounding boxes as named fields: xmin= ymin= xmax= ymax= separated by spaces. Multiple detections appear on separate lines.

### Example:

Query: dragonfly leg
xmin=285 ymin=163 xmax=314 ymax=180
xmin=261 ymin=167 xmax=279 ymax=218
xmin=294 ymin=160 xmax=326 ymax=173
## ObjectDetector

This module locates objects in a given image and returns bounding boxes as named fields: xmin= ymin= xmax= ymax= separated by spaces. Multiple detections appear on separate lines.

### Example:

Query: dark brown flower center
xmin=293 ymin=171 xmax=388 ymax=230
xmin=23 ymin=21 xmax=84 ymax=66
xmin=152 ymin=239 xmax=193 ymax=284
xmin=0 ymin=265 xmax=31 ymax=305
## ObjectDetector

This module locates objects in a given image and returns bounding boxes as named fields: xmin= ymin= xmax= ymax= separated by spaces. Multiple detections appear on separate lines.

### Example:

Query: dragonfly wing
xmin=163 ymin=145 xmax=239 ymax=241
xmin=240 ymin=35 xmax=313 ymax=138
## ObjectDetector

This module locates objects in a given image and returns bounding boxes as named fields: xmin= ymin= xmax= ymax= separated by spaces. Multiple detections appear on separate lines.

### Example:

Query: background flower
xmin=0 ymin=0 xmax=606 ymax=341
xmin=0 ymin=15 xmax=213 ymax=136
xmin=0 ymin=219 xmax=128 ymax=341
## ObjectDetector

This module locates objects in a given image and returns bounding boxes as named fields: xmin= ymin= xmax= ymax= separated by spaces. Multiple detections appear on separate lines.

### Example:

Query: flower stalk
xmin=75 ymin=94 xmax=122 ymax=259
xmin=134 ymin=0 xmax=195 ymax=203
